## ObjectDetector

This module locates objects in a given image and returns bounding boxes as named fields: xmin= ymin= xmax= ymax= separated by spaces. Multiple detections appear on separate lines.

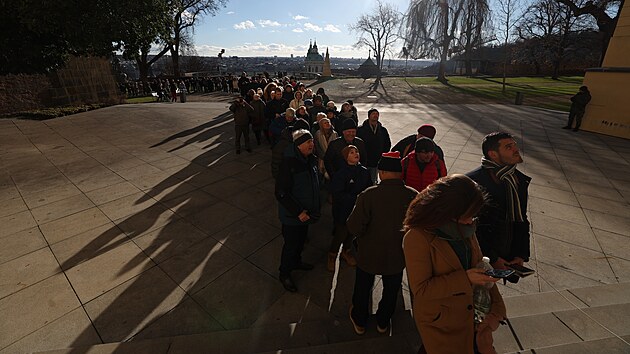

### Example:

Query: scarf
xmin=434 ymin=221 xmax=475 ymax=269
xmin=481 ymin=157 xmax=524 ymax=222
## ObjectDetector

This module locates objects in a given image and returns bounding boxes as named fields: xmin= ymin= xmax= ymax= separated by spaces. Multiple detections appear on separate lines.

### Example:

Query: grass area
xmin=125 ymin=96 xmax=156 ymax=104
xmin=406 ymin=76 xmax=583 ymax=111
xmin=1 ymin=104 xmax=109 ymax=120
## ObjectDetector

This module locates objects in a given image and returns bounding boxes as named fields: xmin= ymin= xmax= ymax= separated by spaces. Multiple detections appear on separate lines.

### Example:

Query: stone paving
xmin=1 ymin=98 xmax=630 ymax=353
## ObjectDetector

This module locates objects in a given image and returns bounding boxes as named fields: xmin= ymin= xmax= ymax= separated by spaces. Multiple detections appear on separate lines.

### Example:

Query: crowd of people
xmin=225 ymin=74 xmax=532 ymax=353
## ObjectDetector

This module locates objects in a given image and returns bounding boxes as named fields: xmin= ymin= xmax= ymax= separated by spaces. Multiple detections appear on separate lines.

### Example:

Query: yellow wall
xmin=582 ymin=2 xmax=630 ymax=139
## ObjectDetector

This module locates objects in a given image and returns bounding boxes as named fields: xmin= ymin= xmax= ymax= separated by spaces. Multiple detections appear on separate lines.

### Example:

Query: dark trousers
xmin=330 ymin=223 xmax=353 ymax=253
xmin=567 ymin=108 xmax=585 ymax=129
xmin=235 ymin=124 xmax=250 ymax=150
xmin=351 ymin=267 xmax=403 ymax=328
xmin=279 ymin=224 xmax=308 ymax=276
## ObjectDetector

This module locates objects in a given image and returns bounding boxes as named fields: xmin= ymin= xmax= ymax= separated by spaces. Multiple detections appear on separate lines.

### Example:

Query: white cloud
xmin=304 ymin=23 xmax=323 ymax=32
xmin=292 ymin=28 xmax=304 ymax=33
xmin=258 ymin=19 xmax=281 ymax=28
xmin=293 ymin=15 xmax=308 ymax=20
xmin=233 ymin=20 xmax=255 ymax=30
xmin=324 ymin=24 xmax=341 ymax=33
xmin=226 ymin=11 xmax=235 ymax=15
xmin=192 ymin=43 xmax=360 ymax=58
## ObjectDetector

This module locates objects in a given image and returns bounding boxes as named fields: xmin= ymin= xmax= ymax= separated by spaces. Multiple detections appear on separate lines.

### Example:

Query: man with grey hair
xmin=275 ymin=129 xmax=321 ymax=292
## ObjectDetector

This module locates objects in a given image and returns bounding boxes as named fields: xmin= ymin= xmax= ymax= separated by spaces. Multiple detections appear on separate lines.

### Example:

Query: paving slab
xmin=503 ymin=290 xmax=587 ymax=318
xmin=0 ymin=308 xmax=101 ymax=354
xmin=0 ymin=227 xmax=47 ymax=265
xmin=533 ymin=337 xmax=630 ymax=354
xmin=509 ymin=313 xmax=582 ymax=349
xmin=0 ymin=247 xmax=60 ymax=299
xmin=0 ymin=274 xmax=81 ymax=350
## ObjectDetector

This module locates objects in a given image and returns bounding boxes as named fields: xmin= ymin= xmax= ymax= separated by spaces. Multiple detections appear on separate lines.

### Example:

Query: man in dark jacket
xmin=249 ymin=93 xmax=266 ymax=145
xmin=466 ymin=132 xmax=531 ymax=282
xmin=347 ymin=152 xmax=418 ymax=335
xmin=229 ymin=96 xmax=254 ymax=154
xmin=357 ymin=108 xmax=391 ymax=183
xmin=562 ymin=86 xmax=591 ymax=132
xmin=323 ymin=119 xmax=367 ymax=178
xmin=308 ymin=95 xmax=327 ymax=123
xmin=275 ymin=129 xmax=321 ymax=292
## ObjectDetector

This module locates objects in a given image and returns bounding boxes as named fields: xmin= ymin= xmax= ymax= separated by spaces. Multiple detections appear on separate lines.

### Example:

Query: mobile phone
xmin=485 ymin=269 xmax=515 ymax=279
xmin=505 ymin=264 xmax=535 ymax=277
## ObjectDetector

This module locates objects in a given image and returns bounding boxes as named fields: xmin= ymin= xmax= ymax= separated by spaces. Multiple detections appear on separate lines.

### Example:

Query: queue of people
xmin=225 ymin=78 xmax=531 ymax=353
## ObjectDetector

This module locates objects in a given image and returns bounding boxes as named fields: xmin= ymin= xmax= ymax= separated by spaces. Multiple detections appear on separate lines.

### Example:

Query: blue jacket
xmin=329 ymin=163 xmax=372 ymax=223
xmin=275 ymin=144 xmax=321 ymax=225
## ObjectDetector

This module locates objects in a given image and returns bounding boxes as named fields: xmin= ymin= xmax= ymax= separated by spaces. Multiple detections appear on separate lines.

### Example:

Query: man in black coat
xmin=466 ymin=132 xmax=531 ymax=283
xmin=357 ymin=108 xmax=391 ymax=183
xmin=562 ymin=86 xmax=591 ymax=132
xmin=324 ymin=119 xmax=367 ymax=178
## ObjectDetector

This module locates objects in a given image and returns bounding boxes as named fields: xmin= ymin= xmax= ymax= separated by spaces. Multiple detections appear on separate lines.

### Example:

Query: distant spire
xmin=368 ymin=50 xmax=371 ymax=58
xmin=309 ymin=40 xmax=312 ymax=50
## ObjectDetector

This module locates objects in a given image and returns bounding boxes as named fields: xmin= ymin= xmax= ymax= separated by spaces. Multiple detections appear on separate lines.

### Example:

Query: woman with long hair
xmin=403 ymin=174 xmax=506 ymax=354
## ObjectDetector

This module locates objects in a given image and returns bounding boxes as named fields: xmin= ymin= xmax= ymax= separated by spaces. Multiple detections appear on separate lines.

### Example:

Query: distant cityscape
xmin=116 ymin=54 xmax=437 ymax=80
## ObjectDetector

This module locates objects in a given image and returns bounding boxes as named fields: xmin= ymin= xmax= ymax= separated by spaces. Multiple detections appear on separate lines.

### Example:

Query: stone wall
xmin=0 ymin=56 xmax=122 ymax=115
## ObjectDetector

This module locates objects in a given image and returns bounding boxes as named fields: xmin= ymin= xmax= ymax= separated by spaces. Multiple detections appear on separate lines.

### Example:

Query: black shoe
xmin=562 ymin=126 xmax=571 ymax=129
xmin=573 ymin=128 xmax=579 ymax=132
xmin=295 ymin=262 xmax=314 ymax=271
xmin=279 ymin=275 xmax=297 ymax=292
xmin=236 ymin=150 xmax=241 ymax=154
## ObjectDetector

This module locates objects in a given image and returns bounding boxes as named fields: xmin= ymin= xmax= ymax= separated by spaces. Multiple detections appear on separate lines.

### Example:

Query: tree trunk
xmin=171 ymin=46 xmax=180 ymax=77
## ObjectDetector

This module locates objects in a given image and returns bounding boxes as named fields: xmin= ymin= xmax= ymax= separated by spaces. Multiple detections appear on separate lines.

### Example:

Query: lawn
xmin=125 ymin=96 xmax=157 ymax=104
xmin=406 ymin=76 xmax=584 ymax=111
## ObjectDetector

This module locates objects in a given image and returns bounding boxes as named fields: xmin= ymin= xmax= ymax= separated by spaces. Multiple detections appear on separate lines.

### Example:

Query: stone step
xmin=496 ymin=282 xmax=630 ymax=353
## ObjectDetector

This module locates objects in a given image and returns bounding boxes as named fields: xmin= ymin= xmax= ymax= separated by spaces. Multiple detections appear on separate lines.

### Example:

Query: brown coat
xmin=347 ymin=179 xmax=417 ymax=275
xmin=403 ymin=228 xmax=506 ymax=354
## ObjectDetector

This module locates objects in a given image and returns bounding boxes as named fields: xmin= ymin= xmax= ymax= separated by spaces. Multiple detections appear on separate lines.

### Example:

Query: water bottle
xmin=473 ymin=257 xmax=493 ymax=323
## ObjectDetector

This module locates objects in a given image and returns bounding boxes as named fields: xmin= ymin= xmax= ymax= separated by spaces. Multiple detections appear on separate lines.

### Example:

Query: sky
xmin=189 ymin=0 xmax=411 ymax=58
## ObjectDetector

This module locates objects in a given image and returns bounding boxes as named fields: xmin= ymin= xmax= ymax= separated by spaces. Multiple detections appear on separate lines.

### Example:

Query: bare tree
xmin=555 ymin=0 xmax=625 ymax=64
xmin=517 ymin=0 xmax=594 ymax=79
xmin=401 ymin=0 xmax=467 ymax=83
xmin=454 ymin=0 xmax=493 ymax=76
xmin=349 ymin=0 xmax=401 ymax=89
xmin=496 ymin=0 xmax=529 ymax=92
xmin=166 ymin=0 xmax=227 ymax=76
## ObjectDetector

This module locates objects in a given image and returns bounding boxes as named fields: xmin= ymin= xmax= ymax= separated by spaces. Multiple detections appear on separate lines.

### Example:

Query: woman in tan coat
xmin=403 ymin=174 xmax=506 ymax=354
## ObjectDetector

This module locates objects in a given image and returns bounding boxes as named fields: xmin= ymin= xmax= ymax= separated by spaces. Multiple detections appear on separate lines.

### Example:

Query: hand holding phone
xmin=485 ymin=269 xmax=515 ymax=279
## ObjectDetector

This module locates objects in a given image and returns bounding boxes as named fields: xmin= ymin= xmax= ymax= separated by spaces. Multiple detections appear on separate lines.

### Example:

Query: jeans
xmin=567 ymin=108 xmax=585 ymax=129
xmin=351 ymin=267 xmax=403 ymax=327
xmin=279 ymin=224 xmax=308 ymax=276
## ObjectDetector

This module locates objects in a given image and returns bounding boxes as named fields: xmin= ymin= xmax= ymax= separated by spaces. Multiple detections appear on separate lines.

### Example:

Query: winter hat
xmin=377 ymin=151 xmax=402 ymax=172
xmin=417 ymin=124 xmax=437 ymax=139
xmin=304 ymin=99 xmax=313 ymax=107
xmin=341 ymin=118 xmax=358 ymax=132
xmin=293 ymin=118 xmax=310 ymax=131
xmin=285 ymin=108 xmax=296 ymax=117
xmin=341 ymin=145 xmax=358 ymax=162
xmin=292 ymin=129 xmax=313 ymax=146
xmin=415 ymin=137 xmax=435 ymax=153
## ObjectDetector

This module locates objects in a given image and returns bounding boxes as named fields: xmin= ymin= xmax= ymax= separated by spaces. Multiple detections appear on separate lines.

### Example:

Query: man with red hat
xmin=347 ymin=152 xmax=418 ymax=335
xmin=391 ymin=124 xmax=444 ymax=161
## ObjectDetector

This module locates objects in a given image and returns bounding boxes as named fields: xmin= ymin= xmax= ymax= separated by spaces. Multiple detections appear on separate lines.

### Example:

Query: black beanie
xmin=377 ymin=152 xmax=402 ymax=172
xmin=367 ymin=108 xmax=379 ymax=118
xmin=293 ymin=118 xmax=310 ymax=131
xmin=415 ymin=137 xmax=435 ymax=153
xmin=341 ymin=118 xmax=357 ymax=131
xmin=292 ymin=129 xmax=313 ymax=146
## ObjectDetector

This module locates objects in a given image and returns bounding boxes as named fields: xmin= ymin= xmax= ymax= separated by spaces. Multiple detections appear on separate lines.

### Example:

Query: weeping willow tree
xmin=401 ymin=0 xmax=491 ymax=81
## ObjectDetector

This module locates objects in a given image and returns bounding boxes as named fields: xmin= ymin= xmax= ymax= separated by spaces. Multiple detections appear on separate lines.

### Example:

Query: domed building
xmin=304 ymin=40 xmax=324 ymax=74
